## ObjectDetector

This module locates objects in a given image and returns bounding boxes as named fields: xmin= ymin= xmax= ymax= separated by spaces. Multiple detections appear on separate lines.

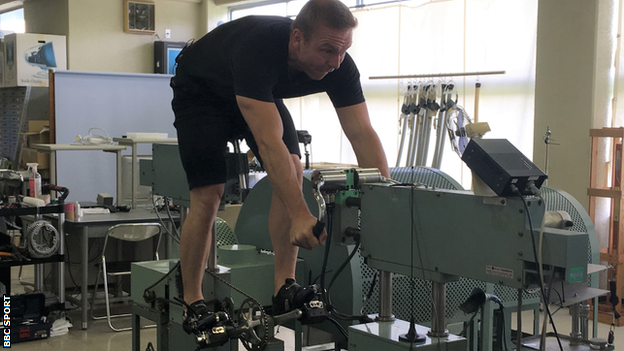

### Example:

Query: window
xmin=226 ymin=0 xmax=539 ymax=189
xmin=230 ymin=0 xmax=357 ymax=20
xmin=0 ymin=8 xmax=24 ymax=37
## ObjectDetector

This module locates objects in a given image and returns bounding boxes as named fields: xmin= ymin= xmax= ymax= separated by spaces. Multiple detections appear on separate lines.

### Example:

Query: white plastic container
xmin=74 ymin=201 xmax=81 ymax=218
xmin=26 ymin=162 xmax=41 ymax=198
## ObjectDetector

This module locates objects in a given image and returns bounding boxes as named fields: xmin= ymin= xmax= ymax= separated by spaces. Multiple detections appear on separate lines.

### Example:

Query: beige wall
xmin=24 ymin=0 xmax=228 ymax=73
xmin=533 ymin=0 xmax=610 ymax=210
xmin=24 ymin=0 xmax=69 ymax=36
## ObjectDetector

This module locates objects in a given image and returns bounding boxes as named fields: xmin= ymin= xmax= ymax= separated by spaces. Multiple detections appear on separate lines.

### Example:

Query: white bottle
xmin=26 ymin=163 xmax=42 ymax=198
xmin=74 ymin=201 xmax=81 ymax=218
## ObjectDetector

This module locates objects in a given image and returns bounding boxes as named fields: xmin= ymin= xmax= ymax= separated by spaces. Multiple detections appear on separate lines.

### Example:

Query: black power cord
xmin=327 ymin=239 xmax=361 ymax=293
xmin=143 ymin=261 xmax=180 ymax=303
xmin=495 ymin=301 xmax=509 ymax=351
xmin=319 ymin=202 xmax=374 ymax=327
xmin=510 ymin=184 xmax=564 ymax=351
xmin=319 ymin=204 xmax=334 ymax=305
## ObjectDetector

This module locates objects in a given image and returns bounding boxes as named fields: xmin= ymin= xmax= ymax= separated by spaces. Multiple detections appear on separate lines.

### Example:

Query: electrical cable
xmin=74 ymin=127 xmax=113 ymax=145
xmin=409 ymin=172 xmax=416 ymax=351
xmin=360 ymin=270 xmax=378 ymax=315
xmin=151 ymin=195 xmax=180 ymax=244
xmin=459 ymin=309 xmax=480 ymax=338
xmin=143 ymin=261 xmax=180 ymax=300
xmin=540 ymin=268 xmax=557 ymax=349
xmin=511 ymin=184 xmax=563 ymax=351
xmin=164 ymin=198 xmax=181 ymax=239
xmin=319 ymin=203 xmax=333 ymax=305
xmin=61 ymin=232 xmax=104 ymax=300
xmin=408 ymin=168 xmax=431 ymax=350
xmin=327 ymin=239 xmax=361 ymax=293
xmin=310 ymin=142 xmax=313 ymax=169
xmin=534 ymin=190 xmax=550 ymax=349
xmin=316 ymin=201 xmax=372 ymax=325
xmin=496 ymin=302 xmax=509 ymax=351
xmin=327 ymin=316 xmax=349 ymax=339
xmin=63 ymin=237 xmax=82 ymax=297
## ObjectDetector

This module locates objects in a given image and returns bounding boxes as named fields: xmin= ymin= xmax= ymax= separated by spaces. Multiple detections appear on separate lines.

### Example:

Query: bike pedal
xmin=194 ymin=323 xmax=232 ymax=349
xmin=299 ymin=298 xmax=328 ymax=324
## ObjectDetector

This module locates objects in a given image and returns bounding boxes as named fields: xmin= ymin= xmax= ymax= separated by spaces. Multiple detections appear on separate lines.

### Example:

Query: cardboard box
xmin=20 ymin=120 xmax=50 ymax=169
xmin=4 ymin=33 xmax=67 ymax=87
xmin=21 ymin=147 xmax=49 ymax=169
xmin=20 ymin=120 xmax=50 ymax=148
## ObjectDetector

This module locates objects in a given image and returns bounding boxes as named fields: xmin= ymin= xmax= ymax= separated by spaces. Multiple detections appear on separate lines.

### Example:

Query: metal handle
xmin=312 ymin=220 xmax=325 ymax=240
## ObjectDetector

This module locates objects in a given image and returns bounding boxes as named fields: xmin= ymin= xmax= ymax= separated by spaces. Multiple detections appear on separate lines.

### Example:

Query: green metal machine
xmin=307 ymin=168 xmax=607 ymax=351
xmin=133 ymin=143 xmax=607 ymax=351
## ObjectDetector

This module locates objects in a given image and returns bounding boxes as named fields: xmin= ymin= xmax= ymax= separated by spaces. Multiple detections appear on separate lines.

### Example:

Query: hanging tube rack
xmin=386 ymin=70 xmax=505 ymax=169
xmin=369 ymin=70 xmax=506 ymax=80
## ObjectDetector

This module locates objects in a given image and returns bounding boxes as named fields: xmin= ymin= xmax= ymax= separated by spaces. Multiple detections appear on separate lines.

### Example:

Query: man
xmin=171 ymin=0 xmax=390 ymax=334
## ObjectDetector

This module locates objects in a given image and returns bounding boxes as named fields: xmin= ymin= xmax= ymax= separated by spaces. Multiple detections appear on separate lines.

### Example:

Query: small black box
xmin=461 ymin=138 xmax=547 ymax=197
xmin=11 ymin=323 xmax=51 ymax=343
xmin=9 ymin=293 xmax=51 ymax=343
xmin=154 ymin=41 xmax=186 ymax=74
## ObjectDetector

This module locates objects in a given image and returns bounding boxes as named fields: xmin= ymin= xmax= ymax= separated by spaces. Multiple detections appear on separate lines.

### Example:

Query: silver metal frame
xmin=91 ymin=222 xmax=163 ymax=332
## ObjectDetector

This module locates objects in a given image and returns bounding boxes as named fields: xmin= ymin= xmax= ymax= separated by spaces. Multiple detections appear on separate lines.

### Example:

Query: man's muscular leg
xmin=180 ymin=183 xmax=225 ymax=305
xmin=269 ymin=154 xmax=304 ymax=295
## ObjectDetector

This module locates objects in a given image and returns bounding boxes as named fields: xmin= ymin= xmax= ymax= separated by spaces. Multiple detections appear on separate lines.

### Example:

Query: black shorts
xmin=172 ymin=78 xmax=301 ymax=190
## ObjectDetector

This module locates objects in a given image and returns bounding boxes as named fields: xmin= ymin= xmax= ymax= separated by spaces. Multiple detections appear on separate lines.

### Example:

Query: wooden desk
xmin=112 ymin=138 xmax=177 ymax=209
xmin=32 ymin=144 xmax=127 ymax=202
xmin=63 ymin=208 xmax=178 ymax=329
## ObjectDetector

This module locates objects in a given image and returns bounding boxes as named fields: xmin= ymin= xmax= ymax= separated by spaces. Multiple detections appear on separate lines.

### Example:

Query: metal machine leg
xmin=56 ymin=213 xmax=65 ymax=308
xmin=428 ymin=282 xmax=448 ymax=337
xmin=516 ymin=289 xmax=522 ymax=351
xmin=179 ymin=206 xmax=188 ymax=226
xmin=580 ymin=301 xmax=590 ymax=340
xmin=232 ymin=140 xmax=248 ymax=191
xmin=208 ymin=222 xmax=217 ymax=271
xmin=33 ymin=213 xmax=44 ymax=292
xmin=377 ymin=270 xmax=394 ymax=322
xmin=570 ymin=303 xmax=582 ymax=346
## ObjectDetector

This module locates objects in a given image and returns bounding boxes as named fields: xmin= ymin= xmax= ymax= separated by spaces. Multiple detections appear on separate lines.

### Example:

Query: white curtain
xmin=595 ymin=0 xmax=622 ymax=255
xmin=285 ymin=0 xmax=538 ymax=188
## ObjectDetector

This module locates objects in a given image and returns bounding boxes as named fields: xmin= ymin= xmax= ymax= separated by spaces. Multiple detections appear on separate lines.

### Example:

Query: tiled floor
xmin=7 ymin=266 xmax=624 ymax=351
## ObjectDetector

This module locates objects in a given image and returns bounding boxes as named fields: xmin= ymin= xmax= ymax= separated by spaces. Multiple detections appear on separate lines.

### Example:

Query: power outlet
xmin=165 ymin=29 xmax=171 ymax=39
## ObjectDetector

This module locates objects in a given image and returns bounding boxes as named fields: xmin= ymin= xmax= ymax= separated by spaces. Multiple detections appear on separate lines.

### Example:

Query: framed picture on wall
xmin=124 ymin=0 xmax=155 ymax=34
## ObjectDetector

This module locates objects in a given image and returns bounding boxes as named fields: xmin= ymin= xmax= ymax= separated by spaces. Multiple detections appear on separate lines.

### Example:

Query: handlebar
xmin=44 ymin=185 xmax=69 ymax=203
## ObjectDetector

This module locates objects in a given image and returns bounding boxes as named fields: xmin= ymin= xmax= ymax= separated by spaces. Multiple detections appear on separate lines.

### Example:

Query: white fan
xmin=446 ymin=105 xmax=473 ymax=157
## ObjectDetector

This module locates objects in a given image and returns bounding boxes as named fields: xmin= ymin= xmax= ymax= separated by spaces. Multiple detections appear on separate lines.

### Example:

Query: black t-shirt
xmin=175 ymin=16 xmax=365 ymax=110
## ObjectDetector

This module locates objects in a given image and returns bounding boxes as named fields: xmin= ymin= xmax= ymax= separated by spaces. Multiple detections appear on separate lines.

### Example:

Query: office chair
xmin=91 ymin=222 xmax=163 ymax=332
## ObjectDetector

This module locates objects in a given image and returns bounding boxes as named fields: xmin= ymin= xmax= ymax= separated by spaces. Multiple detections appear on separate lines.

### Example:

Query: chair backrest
xmin=106 ymin=223 xmax=162 ymax=242
xmin=102 ymin=223 xmax=164 ymax=261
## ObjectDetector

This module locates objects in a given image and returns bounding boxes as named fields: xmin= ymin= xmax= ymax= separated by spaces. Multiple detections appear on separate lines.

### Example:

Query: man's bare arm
xmin=336 ymin=102 xmax=390 ymax=178
xmin=236 ymin=95 xmax=326 ymax=249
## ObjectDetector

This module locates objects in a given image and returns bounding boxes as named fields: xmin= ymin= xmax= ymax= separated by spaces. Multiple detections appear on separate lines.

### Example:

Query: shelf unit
xmin=0 ymin=203 xmax=66 ymax=315
xmin=588 ymin=127 xmax=624 ymax=325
